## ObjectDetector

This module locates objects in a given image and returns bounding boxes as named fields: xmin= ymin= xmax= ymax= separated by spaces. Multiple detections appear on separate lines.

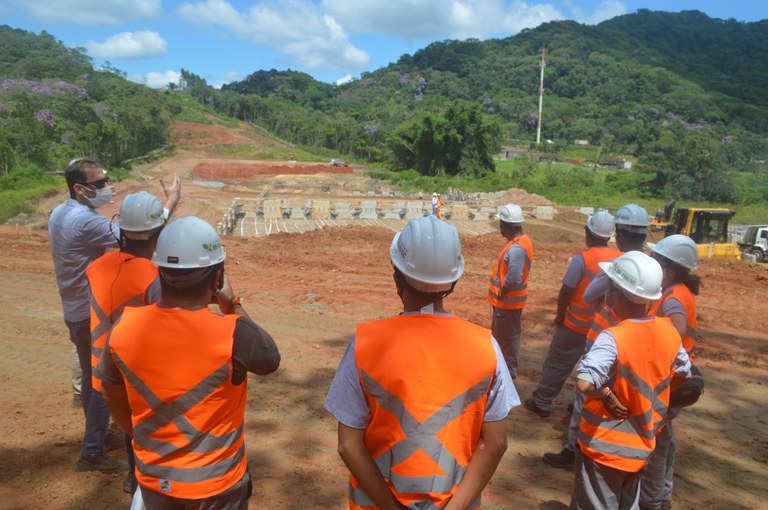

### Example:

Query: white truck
xmin=735 ymin=225 xmax=768 ymax=262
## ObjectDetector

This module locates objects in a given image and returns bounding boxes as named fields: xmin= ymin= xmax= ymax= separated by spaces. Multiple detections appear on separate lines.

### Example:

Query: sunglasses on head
xmin=80 ymin=177 xmax=110 ymax=189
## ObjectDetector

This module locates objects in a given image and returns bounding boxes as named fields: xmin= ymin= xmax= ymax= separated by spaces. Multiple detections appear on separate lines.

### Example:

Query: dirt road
xmin=1 ymin=122 xmax=766 ymax=509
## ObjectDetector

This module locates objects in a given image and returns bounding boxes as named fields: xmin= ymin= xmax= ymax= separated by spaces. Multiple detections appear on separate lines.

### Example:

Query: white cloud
xmin=568 ymin=0 xmax=627 ymax=24
xmin=84 ymin=31 xmax=167 ymax=60
xmin=13 ymin=0 xmax=161 ymax=25
xmin=335 ymin=74 xmax=355 ymax=85
xmin=321 ymin=0 xmax=565 ymax=39
xmin=212 ymin=71 xmax=244 ymax=89
xmin=135 ymin=70 xmax=182 ymax=88
xmin=178 ymin=0 xmax=370 ymax=71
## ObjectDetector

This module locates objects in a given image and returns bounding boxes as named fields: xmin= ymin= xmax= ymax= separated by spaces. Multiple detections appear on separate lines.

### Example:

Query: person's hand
xmin=553 ymin=316 xmax=564 ymax=327
xmin=602 ymin=390 xmax=629 ymax=420
xmin=160 ymin=174 xmax=182 ymax=213
xmin=212 ymin=275 xmax=235 ymax=313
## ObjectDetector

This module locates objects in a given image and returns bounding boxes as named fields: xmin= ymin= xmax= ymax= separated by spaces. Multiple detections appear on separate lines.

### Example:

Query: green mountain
xmin=210 ymin=10 xmax=767 ymax=202
xmin=2 ymin=10 xmax=767 ymax=208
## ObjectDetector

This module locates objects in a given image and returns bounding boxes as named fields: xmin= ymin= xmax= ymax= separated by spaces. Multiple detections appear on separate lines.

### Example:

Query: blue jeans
xmin=66 ymin=319 xmax=110 ymax=458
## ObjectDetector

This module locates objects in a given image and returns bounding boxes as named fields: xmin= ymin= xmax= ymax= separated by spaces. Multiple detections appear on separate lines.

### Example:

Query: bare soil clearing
xmin=1 ymin=121 xmax=766 ymax=509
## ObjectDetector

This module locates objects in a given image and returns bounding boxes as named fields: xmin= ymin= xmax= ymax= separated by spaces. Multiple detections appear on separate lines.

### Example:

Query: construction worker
xmin=570 ymin=251 xmax=690 ymax=510
xmin=488 ymin=203 xmax=533 ymax=378
xmin=543 ymin=203 xmax=649 ymax=470
xmin=431 ymin=192 xmax=439 ymax=215
xmin=86 ymin=191 xmax=168 ymax=494
xmin=436 ymin=193 xmax=445 ymax=219
xmin=99 ymin=216 xmax=280 ymax=508
xmin=325 ymin=215 xmax=519 ymax=509
xmin=525 ymin=210 xmax=621 ymax=418
xmin=639 ymin=235 xmax=701 ymax=510
xmin=49 ymin=157 xmax=180 ymax=473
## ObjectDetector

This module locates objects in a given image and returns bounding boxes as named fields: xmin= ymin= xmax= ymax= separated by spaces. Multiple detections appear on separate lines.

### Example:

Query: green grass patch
xmin=0 ymin=184 xmax=61 ymax=222
xmin=173 ymin=108 xmax=215 ymax=124
xmin=370 ymin=159 xmax=768 ymax=223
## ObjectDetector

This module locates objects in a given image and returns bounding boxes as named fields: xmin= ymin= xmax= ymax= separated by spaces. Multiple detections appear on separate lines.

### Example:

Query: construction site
xmin=0 ymin=120 xmax=766 ymax=509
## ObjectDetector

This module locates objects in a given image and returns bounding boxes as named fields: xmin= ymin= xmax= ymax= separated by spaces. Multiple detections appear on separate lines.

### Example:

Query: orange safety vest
xmin=563 ymin=247 xmax=622 ymax=334
xmin=86 ymin=251 xmax=158 ymax=391
xmin=352 ymin=314 xmax=498 ymax=509
xmin=586 ymin=303 xmax=619 ymax=346
xmin=578 ymin=318 xmax=681 ymax=472
xmin=488 ymin=234 xmax=533 ymax=310
xmin=107 ymin=305 xmax=246 ymax=499
xmin=649 ymin=283 xmax=698 ymax=357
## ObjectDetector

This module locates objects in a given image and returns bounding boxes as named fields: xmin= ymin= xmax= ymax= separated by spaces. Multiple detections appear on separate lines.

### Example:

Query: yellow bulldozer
xmin=648 ymin=200 xmax=741 ymax=260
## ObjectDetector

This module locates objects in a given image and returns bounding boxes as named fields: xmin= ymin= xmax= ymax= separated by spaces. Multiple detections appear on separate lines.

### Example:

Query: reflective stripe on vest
xmin=353 ymin=314 xmax=496 ymax=509
xmin=107 ymin=306 xmax=246 ymax=499
xmin=488 ymin=234 xmax=533 ymax=309
xmin=578 ymin=318 xmax=681 ymax=472
xmin=86 ymin=251 xmax=158 ymax=391
xmin=650 ymin=284 xmax=698 ymax=357
xmin=564 ymin=247 xmax=622 ymax=334
xmin=586 ymin=304 xmax=619 ymax=345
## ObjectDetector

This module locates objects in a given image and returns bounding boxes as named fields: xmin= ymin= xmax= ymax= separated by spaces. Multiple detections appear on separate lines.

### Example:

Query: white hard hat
xmin=598 ymin=251 xmax=662 ymax=303
xmin=614 ymin=203 xmax=649 ymax=233
xmin=118 ymin=191 xmax=167 ymax=238
xmin=433 ymin=192 xmax=438 ymax=197
xmin=497 ymin=203 xmax=524 ymax=224
xmin=153 ymin=216 xmax=226 ymax=269
xmin=648 ymin=234 xmax=698 ymax=270
xmin=586 ymin=210 xmax=615 ymax=239
xmin=390 ymin=215 xmax=464 ymax=293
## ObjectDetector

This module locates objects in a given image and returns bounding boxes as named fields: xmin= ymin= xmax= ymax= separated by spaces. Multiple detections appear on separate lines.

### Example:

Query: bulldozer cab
xmin=668 ymin=208 xmax=734 ymax=244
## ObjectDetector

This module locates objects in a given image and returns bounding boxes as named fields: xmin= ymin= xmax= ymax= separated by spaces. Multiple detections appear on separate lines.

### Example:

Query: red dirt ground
xmin=194 ymin=161 xmax=353 ymax=179
xmin=1 ymin=120 xmax=766 ymax=509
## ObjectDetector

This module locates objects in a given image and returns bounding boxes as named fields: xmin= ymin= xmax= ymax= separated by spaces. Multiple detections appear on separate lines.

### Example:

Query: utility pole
xmin=536 ymin=47 xmax=547 ymax=146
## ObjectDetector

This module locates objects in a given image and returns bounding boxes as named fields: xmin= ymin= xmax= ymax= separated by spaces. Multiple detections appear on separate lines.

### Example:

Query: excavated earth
xmin=0 ymin=122 xmax=766 ymax=509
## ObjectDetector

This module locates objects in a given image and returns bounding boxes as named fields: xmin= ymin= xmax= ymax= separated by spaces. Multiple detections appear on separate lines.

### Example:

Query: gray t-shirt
xmin=562 ymin=253 xmax=586 ymax=288
xmin=503 ymin=244 xmax=528 ymax=290
xmin=324 ymin=315 xmax=520 ymax=429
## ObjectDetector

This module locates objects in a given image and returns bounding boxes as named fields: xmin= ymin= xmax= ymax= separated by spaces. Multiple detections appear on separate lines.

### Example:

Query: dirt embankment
xmin=0 ymin=222 xmax=766 ymax=510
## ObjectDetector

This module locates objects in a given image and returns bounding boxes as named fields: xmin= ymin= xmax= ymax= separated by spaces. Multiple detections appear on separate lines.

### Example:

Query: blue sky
xmin=1 ymin=1 xmax=766 ymax=88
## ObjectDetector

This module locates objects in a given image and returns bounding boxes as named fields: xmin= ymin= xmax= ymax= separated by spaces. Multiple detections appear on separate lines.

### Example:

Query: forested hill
xmin=210 ymin=10 xmax=768 ymax=202
xmin=597 ymin=10 xmax=768 ymax=110
xmin=0 ymin=25 xmax=172 ymax=176
xmin=2 ymin=10 xmax=768 ymax=209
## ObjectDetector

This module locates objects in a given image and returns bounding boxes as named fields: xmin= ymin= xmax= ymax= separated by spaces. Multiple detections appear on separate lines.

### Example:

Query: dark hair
xmin=119 ymin=226 xmax=163 ymax=251
xmin=616 ymin=227 xmax=647 ymax=246
xmin=393 ymin=267 xmax=455 ymax=305
xmin=653 ymin=253 xmax=701 ymax=295
xmin=501 ymin=222 xmax=523 ymax=235
xmin=65 ymin=157 xmax=102 ymax=199
xmin=680 ymin=271 xmax=702 ymax=295
xmin=585 ymin=226 xmax=609 ymax=246
xmin=159 ymin=262 xmax=223 ymax=299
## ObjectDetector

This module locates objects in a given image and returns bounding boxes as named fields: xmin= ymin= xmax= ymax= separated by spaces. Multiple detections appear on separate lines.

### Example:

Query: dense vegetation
xmin=0 ymin=25 xmax=174 ymax=219
xmin=1 ymin=10 xmax=767 ymax=222
xmin=188 ymin=10 xmax=767 ymax=208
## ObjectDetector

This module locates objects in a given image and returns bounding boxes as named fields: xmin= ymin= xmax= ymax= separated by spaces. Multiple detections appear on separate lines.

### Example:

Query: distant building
xmin=537 ymin=153 xmax=565 ymax=163
xmin=574 ymin=139 xmax=591 ymax=147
